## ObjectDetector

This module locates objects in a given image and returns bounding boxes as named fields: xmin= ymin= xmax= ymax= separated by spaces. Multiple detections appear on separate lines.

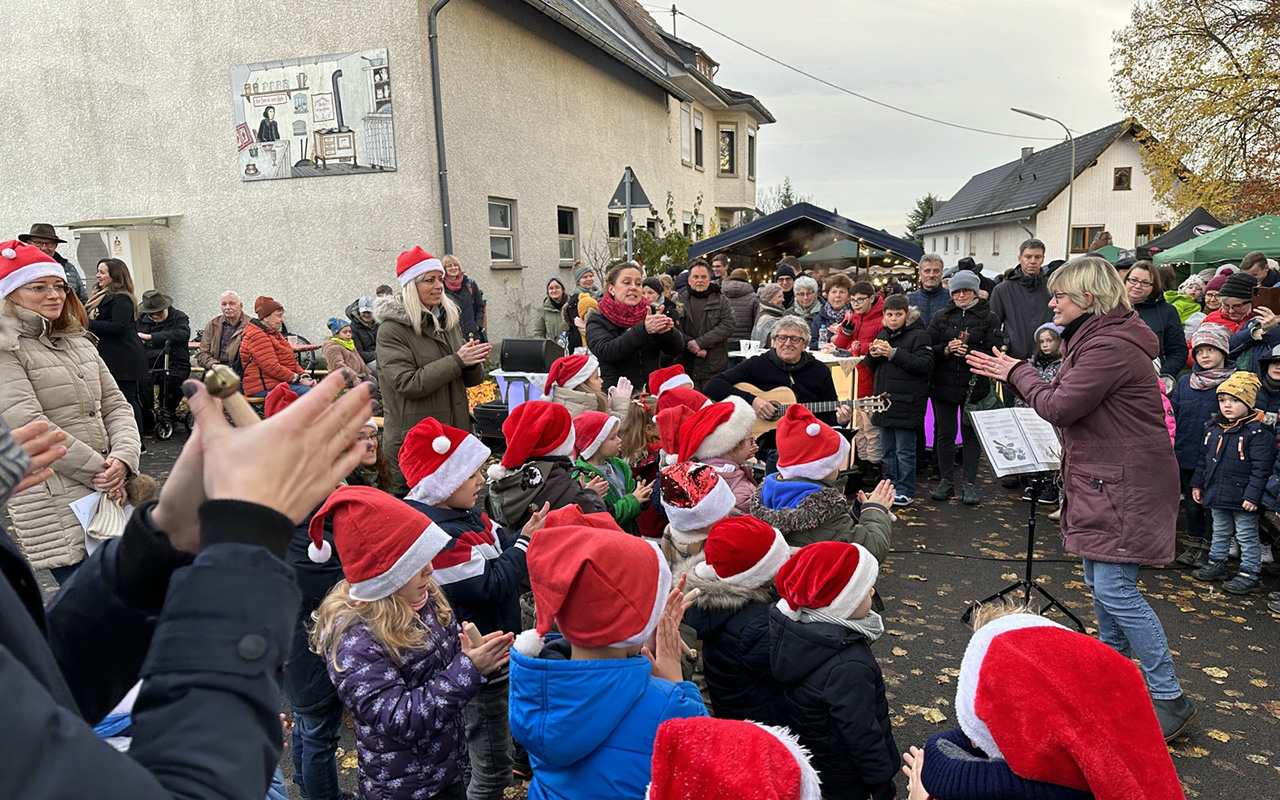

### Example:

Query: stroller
xmin=147 ymin=350 xmax=192 ymax=441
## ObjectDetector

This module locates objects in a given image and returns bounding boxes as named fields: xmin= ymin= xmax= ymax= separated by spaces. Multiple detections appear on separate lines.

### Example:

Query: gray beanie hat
xmin=948 ymin=269 xmax=981 ymax=295
xmin=573 ymin=265 xmax=593 ymax=283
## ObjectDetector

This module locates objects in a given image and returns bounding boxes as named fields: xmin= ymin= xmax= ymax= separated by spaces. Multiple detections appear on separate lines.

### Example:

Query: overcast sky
xmin=649 ymin=0 xmax=1137 ymax=240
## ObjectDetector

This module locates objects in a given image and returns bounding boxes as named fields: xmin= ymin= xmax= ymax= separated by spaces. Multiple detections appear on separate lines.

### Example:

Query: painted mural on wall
xmin=230 ymin=47 xmax=396 ymax=182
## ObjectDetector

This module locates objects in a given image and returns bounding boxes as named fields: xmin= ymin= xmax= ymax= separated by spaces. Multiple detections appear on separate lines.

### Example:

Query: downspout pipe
xmin=429 ymin=0 xmax=454 ymax=253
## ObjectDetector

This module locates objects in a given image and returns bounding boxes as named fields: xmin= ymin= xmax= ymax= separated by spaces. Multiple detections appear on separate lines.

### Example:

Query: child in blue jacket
xmin=1191 ymin=371 xmax=1274 ymax=595
xmin=399 ymin=417 xmax=551 ymax=800
xmin=509 ymin=508 xmax=706 ymax=800
xmin=1170 ymin=324 xmax=1236 ymax=567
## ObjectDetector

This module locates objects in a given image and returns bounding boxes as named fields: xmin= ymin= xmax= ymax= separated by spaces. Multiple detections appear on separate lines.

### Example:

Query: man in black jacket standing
xmin=0 ymin=372 xmax=374 ymax=800
xmin=988 ymin=239 xmax=1052 ymax=361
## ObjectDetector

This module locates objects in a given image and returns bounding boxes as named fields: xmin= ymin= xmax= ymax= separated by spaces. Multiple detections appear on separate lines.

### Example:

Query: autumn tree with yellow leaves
xmin=1111 ymin=0 xmax=1280 ymax=219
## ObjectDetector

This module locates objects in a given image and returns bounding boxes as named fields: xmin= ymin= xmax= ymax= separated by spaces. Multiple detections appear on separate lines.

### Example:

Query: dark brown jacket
xmin=1009 ymin=308 xmax=1178 ymax=565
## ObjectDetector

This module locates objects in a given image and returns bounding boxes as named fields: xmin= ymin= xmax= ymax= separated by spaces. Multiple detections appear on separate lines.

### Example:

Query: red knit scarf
xmin=598 ymin=292 xmax=649 ymax=327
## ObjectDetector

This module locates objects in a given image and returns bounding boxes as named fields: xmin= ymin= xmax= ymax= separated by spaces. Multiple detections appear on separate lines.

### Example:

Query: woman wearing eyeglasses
xmin=1124 ymin=261 xmax=1188 ymax=393
xmin=0 ymin=242 xmax=141 ymax=584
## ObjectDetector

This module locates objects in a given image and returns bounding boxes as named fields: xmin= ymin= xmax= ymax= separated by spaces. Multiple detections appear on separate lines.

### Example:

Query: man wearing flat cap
xmin=137 ymin=290 xmax=192 ymax=433
xmin=18 ymin=223 xmax=87 ymax=302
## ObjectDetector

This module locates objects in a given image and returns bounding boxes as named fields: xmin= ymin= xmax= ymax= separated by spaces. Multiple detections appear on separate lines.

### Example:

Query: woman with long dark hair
xmin=584 ymin=262 xmax=683 ymax=390
xmin=85 ymin=258 xmax=148 ymax=438
xmin=533 ymin=277 xmax=570 ymax=343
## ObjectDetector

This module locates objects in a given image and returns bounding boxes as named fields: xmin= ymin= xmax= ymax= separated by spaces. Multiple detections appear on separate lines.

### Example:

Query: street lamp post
xmin=1012 ymin=108 xmax=1074 ymax=261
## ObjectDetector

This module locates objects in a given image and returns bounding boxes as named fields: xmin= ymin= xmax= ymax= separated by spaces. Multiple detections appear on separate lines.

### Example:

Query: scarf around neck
xmin=598 ymin=292 xmax=649 ymax=328
xmin=444 ymin=275 xmax=465 ymax=292
xmin=330 ymin=336 xmax=355 ymax=351
xmin=1190 ymin=362 xmax=1236 ymax=391
xmin=795 ymin=607 xmax=885 ymax=642
xmin=687 ymin=284 xmax=716 ymax=299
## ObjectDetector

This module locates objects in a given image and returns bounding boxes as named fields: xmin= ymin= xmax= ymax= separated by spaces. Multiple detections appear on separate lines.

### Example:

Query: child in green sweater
xmin=573 ymin=410 xmax=653 ymax=533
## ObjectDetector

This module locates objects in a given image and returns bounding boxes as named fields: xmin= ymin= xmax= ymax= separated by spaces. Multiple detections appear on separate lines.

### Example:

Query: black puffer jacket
xmin=584 ymin=309 xmax=684 ymax=390
xmin=769 ymin=608 xmax=898 ymax=800
xmin=865 ymin=311 xmax=934 ymax=428
xmin=681 ymin=573 xmax=785 ymax=727
xmin=719 ymin=277 xmax=760 ymax=347
xmin=1132 ymin=293 xmax=1189 ymax=378
xmin=926 ymin=298 xmax=1002 ymax=404
xmin=344 ymin=298 xmax=379 ymax=366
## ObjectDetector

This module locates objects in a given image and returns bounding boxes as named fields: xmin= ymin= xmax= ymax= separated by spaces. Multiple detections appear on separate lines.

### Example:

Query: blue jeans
xmin=251 ymin=382 xmax=313 ymax=398
xmin=290 ymin=697 xmax=345 ymax=800
xmin=462 ymin=672 xmax=512 ymax=800
xmin=1210 ymin=508 xmax=1261 ymax=576
xmin=265 ymin=768 xmax=289 ymax=800
xmin=880 ymin=426 xmax=916 ymax=499
xmin=1081 ymin=559 xmax=1183 ymax=699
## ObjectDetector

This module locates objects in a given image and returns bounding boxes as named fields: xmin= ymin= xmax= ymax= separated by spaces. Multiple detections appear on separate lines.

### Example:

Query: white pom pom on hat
xmin=806 ymin=423 xmax=820 ymax=436
xmin=432 ymin=435 xmax=451 ymax=454
xmin=308 ymin=538 xmax=333 ymax=563
xmin=1 ymin=248 xmax=15 ymax=260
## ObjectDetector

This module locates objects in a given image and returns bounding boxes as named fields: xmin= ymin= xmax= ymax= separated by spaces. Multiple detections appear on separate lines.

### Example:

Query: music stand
xmin=960 ymin=474 xmax=1085 ymax=631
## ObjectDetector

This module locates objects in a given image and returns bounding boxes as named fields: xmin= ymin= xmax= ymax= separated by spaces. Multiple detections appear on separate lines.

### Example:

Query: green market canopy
xmin=1153 ymin=215 xmax=1280 ymax=270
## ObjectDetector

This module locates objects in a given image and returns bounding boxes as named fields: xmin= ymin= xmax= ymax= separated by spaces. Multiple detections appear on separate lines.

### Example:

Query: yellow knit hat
xmin=1217 ymin=371 xmax=1260 ymax=408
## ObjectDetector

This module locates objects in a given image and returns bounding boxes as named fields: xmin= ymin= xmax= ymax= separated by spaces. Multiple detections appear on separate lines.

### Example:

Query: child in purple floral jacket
xmin=309 ymin=486 xmax=515 ymax=800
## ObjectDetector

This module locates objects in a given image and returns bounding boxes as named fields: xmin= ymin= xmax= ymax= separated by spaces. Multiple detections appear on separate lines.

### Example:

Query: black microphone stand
xmin=961 ymin=475 xmax=1085 ymax=631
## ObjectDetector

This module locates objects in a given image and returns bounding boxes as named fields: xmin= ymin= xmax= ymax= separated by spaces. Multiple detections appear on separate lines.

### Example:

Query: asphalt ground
xmin=18 ymin=432 xmax=1280 ymax=799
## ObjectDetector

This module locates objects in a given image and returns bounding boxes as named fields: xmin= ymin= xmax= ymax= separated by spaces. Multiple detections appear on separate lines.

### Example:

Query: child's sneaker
xmin=1175 ymin=541 xmax=1209 ymax=568
xmin=892 ymin=494 xmax=914 ymax=507
xmin=1222 ymin=572 xmax=1261 ymax=595
xmin=1261 ymin=544 xmax=1274 ymax=564
xmin=1229 ymin=541 xmax=1241 ymax=559
xmin=1192 ymin=559 xmax=1230 ymax=582
xmin=1269 ymin=592 xmax=1280 ymax=614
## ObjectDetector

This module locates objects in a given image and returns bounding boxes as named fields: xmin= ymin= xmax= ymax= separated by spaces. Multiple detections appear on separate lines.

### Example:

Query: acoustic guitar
xmin=734 ymin=383 xmax=891 ymax=438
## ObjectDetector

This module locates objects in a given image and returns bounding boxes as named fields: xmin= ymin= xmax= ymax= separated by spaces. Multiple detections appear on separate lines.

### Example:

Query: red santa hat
xmin=775 ymin=405 xmax=850 ymax=480
xmin=694 ymin=515 xmax=789 ymax=588
xmin=955 ymin=613 xmax=1184 ymax=800
xmin=655 ymin=385 xmax=710 ymax=417
xmin=543 ymin=354 xmax=599 ymax=393
xmin=649 ymin=717 xmax=821 ymax=800
xmin=307 ymin=485 xmax=452 ymax=601
xmin=400 ymin=417 xmax=492 ymax=505
xmin=678 ymin=397 xmax=756 ymax=462
xmin=513 ymin=517 xmax=670 ymax=656
xmin=573 ymin=410 xmax=619 ymax=460
xmin=0 ymin=240 xmax=64 ymax=299
xmin=488 ymin=400 xmax=574 ymax=480
xmin=648 ymin=365 xmax=694 ymax=397
xmin=656 ymin=405 xmax=695 ymax=467
xmin=658 ymin=461 xmax=736 ymax=537
xmin=775 ymin=541 xmax=877 ymax=621
xmin=263 ymin=382 xmax=299 ymax=418
xmin=396 ymin=246 xmax=444 ymax=287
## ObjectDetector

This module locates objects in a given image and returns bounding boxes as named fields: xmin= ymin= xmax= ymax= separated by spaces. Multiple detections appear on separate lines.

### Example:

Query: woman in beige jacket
xmin=0 ymin=242 xmax=140 ymax=583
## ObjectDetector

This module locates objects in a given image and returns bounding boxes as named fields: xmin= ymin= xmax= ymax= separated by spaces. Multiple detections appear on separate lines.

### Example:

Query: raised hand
xmin=583 ymin=475 xmax=608 ymax=497
xmin=521 ymin=502 xmax=551 ymax=537
xmin=461 ymin=630 xmax=514 ymax=675
xmin=632 ymin=479 xmax=653 ymax=504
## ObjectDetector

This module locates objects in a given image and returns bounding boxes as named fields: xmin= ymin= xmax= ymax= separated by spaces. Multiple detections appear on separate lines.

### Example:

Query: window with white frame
xmin=992 ymin=230 xmax=1000 ymax=256
xmin=968 ymin=235 xmax=976 ymax=257
xmin=557 ymin=207 xmax=577 ymax=263
xmin=943 ymin=236 xmax=948 ymax=253
xmin=693 ymin=110 xmax=704 ymax=169
xmin=718 ymin=124 xmax=737 ymax=175
xmin=681 ymin=103 xmax=691 ymax=164
xmin=682 ymin=212 xmax=692 ymax=238
xmin=931 ymin=237 xmax=937 ymax=253
xmin=488 ymin=198 xmax=517 ymax=263
xmin=747 ymin=130 xmax=756 ymax=180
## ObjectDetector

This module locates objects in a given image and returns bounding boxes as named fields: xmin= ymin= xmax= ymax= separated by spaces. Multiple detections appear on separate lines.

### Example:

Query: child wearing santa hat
xmin=398 ymin=416 xmax=554 ymax=800
xmin=309 ymin=486 xmax=515 ymax=800
xmin=751 ymin=405 xmax=894 ymax=560
xmin=508 ymin=510 xmax=707 ymax=800
xmin=616 ymin=393 xmax=669 ymax=538
xmin=572 ymin=410 xmax=654 ymax=534
xmin=658 ymin=460 xmax=738 ymax=573
xmin=900 ymin=606 xmax=1185 ymax=800
xmin=485 ymin=400 xmax=607 ymax=531
xmin=678 ymin=396 xmax=760 ymax=514
xmin=648 ymin=717 xmax=822 ymax=800
xmin=682 ymin=516 xmax=789 ymax=727
xmin=769 ymin=541 xmax=898 ymax=800
xmin=543 ymin=353 xmax=632 ymax=421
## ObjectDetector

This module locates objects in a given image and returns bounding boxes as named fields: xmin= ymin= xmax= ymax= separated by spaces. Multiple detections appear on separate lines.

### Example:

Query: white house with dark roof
xmin=917 ymin=120 xmax=1180 ymax=270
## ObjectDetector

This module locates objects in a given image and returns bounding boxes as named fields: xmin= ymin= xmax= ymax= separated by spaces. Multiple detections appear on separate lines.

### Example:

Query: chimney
xmin=1021 ymin=146 xmax=1034 ymax=161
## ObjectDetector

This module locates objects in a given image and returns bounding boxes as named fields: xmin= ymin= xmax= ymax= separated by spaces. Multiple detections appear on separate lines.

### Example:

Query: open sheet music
xmin=968 ymin=407 xmax=1062 ymax=476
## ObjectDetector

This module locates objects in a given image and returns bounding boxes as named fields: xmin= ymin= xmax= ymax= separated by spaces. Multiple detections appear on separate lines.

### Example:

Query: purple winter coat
xmin=1008 ymin=307 xmax=1178 ymax=565
xmin=328 ymin=599 xmax=483 ymax=800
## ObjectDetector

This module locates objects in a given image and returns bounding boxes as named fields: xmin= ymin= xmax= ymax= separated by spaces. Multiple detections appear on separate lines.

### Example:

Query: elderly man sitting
xmin=137 ymin=290 xmax=192 ymax=432
xmin=705 ymin=314 xmax=852 ymax=469
xmin=196 ymin=290 xmax=249 ymax=370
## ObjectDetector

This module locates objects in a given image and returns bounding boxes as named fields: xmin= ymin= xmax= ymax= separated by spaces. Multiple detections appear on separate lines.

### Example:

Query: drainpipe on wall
xmin=429 ymin=0 xmax=454 ymax=253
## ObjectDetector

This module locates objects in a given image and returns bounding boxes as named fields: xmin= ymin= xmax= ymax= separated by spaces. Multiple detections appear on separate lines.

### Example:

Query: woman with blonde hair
xmin=967 ymin=256 xmax=1195 ymax=743
xmin=0 ymin=242 xmax=140 ymax=584
xmin=376 ymin=247 xmax=488 ymax=495
xmin=85 ymin=257 xmax=148 ymax=435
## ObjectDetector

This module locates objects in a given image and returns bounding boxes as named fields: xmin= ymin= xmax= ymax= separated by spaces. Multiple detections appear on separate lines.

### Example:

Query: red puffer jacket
xmin=832 ymin=295 xmax=884 ymax=397
xmin=239 ymin=320 xmax=304 ymax=396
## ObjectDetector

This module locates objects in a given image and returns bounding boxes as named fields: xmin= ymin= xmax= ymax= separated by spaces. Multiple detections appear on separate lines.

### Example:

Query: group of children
xmin=277 ymin=351 xmax=1192 ymax=800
